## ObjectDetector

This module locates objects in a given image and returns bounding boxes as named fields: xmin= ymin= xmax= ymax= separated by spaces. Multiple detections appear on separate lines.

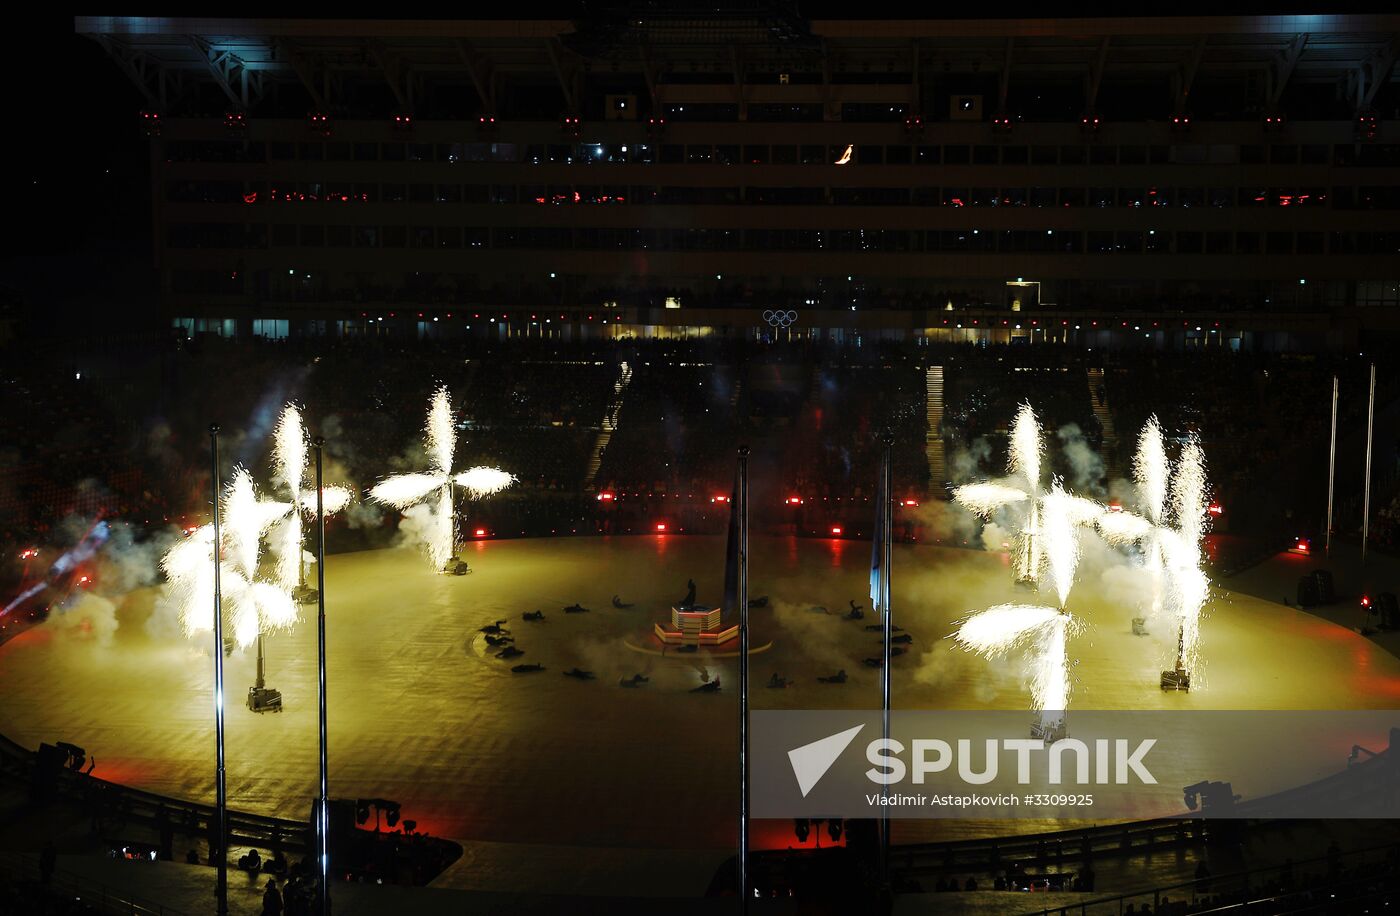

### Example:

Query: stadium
xmin=1 ymin=5 xmax=1399 ymax=914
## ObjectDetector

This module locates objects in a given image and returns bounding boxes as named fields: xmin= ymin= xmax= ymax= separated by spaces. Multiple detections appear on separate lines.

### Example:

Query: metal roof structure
xmin=76 ymin=14 xmax=1400 ymax=114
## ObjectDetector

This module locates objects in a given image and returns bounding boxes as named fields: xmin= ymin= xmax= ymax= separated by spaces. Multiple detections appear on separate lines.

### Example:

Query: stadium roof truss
xmin=75 ymin=15 xmax=1400 ymax=116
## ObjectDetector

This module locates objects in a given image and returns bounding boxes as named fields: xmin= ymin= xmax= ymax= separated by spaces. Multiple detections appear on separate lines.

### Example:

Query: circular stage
xmin=2 ymin=535 xmax=1397 ymax=893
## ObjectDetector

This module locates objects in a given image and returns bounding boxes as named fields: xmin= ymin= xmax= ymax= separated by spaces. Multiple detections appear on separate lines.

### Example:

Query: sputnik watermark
xmin=752 ymin=710 xmax=1397 ymax=820
xmin=862 ymin=737 xmax=1157 ymax=787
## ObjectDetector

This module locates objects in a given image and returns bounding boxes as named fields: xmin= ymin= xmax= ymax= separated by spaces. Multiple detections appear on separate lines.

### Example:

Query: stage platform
xmin=2 ymin=536 xmax=1398 ymax=896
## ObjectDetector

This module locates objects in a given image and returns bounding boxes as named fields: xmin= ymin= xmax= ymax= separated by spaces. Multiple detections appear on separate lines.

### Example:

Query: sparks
xmin=270 ymin=404 xmax=355 ymax=594
xmin=953 ymin=604 xmax=1079 ymax=719
xmin=368 ymin=387 xmax=516 ymax=570
xmin=160 ymin=468 xmax=297 ymax=649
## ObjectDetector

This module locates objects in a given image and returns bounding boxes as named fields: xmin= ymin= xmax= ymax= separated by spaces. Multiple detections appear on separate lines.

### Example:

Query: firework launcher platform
xmin=442 ymin=557 xmax=472 ymax=576
xmin=1132 ymin=617 xmax=1148 ymax=636
xmin=246 ymin=686 xmax=282 ymax=713
xmin=291 ymin=584 xmax=319 ymax=604
xmin=654 ymin=605 xmax=739 ymax=647
xmin=1161 ymin=667 xmax=1192 ymax=691
xmin=1030 ymin=718 xmax=1068 ymax=742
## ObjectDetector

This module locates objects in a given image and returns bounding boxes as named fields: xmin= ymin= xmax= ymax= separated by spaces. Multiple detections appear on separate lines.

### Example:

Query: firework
xmin=1040 ymin=483 xmax=1101 ymax=608
xmin=952 ymin=403 xmax=1046 ymax=583
xmin=161 ymin=468 xmax=298 ymax=649
xmin=1166 ymin=435 xmax=1209 ymax=673
xmin=368 ymin=387 xmax=516 ymax=570
xmin=953 ymin=482 xmax=1029 ymax=518
xmin=270 ymin=404 xmax=355 ymax=592
xmin=953 ymin=604 xmax=1078 ymax=718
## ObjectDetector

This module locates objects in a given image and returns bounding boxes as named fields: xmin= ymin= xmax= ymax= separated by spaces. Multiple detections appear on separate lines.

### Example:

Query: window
xmin=252 ymin=319 xmax=289 ymax=339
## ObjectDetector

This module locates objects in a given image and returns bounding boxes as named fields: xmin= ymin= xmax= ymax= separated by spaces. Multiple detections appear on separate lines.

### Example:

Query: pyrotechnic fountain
xmin=954 ymin=403 xmax=1045 ymax=585
xmin=954 ymin=479 xmax=1100 ymax=739
xmin=1160 ymin=435 xmax=1209 ymax=690
xmin=1095 ymin=417 xmax=1210 ymax=691
xmin=270 ymin=404 xmax=354 ymax=603
xmin=369 ymin=387 xmax=516 ymax=573
xmin=161 ymin=468 xmax=297 ymax=711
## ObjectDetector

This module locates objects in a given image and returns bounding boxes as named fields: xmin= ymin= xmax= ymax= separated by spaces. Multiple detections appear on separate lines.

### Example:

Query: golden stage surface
xmin=2 ymin=536 xmax=1397 ymax=894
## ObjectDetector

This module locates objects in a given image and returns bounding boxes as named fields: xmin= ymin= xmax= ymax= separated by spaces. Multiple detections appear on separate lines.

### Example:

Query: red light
xmin=20 ymin=548 xmax=37 ymax=559
xmin=1362 ymin=596 xmax=1372 ymax=608
xmin=903 ymin=499 xmax=918 ymax=507
xmin=1207 ymin=503 xmax=1223 ymax=516
xmin=655 ymin=523 xmax=668 ymax=532
xmin=1107 ymin=501 xmax=1123 ymax=513
xmin=474 ymin=528 xmax=486 ymax=537
xmin=787 ymin=496 xmax=802 ymax=505
xmin=78 ymin=575 xmax=90 ymax=586
xmin=712 ymin=495 xmax=729 ymax=503
xmin=596 ymin=492 xmax=615 ymax=501
xmin=830 ymin=526 xmax=843 ymax=536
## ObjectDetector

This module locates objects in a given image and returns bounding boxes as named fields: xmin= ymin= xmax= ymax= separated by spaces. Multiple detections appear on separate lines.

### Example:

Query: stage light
xmin=224 ymin=111 xmax=246 ymax=133
xmin=393 ymin=114 xmax=413 ymax=131
xmin=307 ymin=112 xmax=332 ymax=136
xmin=139 ymin=110 xmax=161 ymax=137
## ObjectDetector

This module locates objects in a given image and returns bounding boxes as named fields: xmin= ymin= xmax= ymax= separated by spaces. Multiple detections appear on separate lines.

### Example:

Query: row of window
xmin=166 ymin=223 xmax=1400 ymax=255
xmin=169 ymin=181 xmax=1400 ymax=209
xmin=163 ymin=139 xmax=1400 ymax=168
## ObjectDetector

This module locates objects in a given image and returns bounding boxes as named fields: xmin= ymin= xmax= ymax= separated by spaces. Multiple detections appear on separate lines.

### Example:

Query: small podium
xmin=654 ymin=605 xmax=739 ymax=647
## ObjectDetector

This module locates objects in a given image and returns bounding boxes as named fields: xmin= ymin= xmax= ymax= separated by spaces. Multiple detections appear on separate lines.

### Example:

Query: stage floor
xmin=1 ymin=536 xmax=1397 ymax=895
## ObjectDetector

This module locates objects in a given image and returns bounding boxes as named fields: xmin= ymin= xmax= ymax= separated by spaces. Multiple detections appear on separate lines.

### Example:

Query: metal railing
xmin=0 ymin=853 xmax=191 ymax=916
xmin=1015 ymin=840 xmax=1400 ymax=915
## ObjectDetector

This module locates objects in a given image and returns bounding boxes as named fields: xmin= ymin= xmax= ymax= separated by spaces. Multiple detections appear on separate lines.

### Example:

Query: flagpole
xmin=737 ymin=445 xmax=751 ymax=908
xmin=1326 ymin=375 xmax=1338 ymax=557
xmin=1363 ymin=363 xmax=1375 ymax=564
xmin=878 ymin=433 xmax=894 ymax=893
xmin=209 ymin=424 xmax=229 ymax=916
xmin=314 ymin=438 xmax=331 ymax=915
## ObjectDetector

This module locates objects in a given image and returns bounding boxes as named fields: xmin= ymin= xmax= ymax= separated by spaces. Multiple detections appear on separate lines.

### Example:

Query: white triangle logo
xmin=787 ymin=724 xmax=865 ymax=798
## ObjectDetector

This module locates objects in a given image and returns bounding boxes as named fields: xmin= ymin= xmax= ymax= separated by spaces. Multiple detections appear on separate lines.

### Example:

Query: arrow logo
xmin=787 ymin=724 xmax=865 ymax=797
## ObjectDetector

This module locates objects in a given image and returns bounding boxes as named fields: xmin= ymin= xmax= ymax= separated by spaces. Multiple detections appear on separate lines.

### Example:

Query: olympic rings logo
xmin=763 ymin=309 xmax=798 ymax=329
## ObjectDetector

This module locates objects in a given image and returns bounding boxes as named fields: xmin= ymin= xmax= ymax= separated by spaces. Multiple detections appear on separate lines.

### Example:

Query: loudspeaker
xmin=1296 ymin=576 xmax=1319 ymax=607
xmin=1311 ymin=569 xmax=1335 ymax=604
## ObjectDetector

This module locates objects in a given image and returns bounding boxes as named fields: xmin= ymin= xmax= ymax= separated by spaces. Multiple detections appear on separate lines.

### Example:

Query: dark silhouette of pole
xmin=209 ymin=425 xmax=228 ymax=916
xmin=1363 ymin=364 xmax=1376 ymax=564
xmin=1326 ymin=375 xmax=1338 ymax=557
xmin=314 ymin=438 xmax=331 ymax=914
xmin=878 ymin=434 xmax=894 ymax=892
xmin=737 ymin=445 xmax=750 ymax=908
